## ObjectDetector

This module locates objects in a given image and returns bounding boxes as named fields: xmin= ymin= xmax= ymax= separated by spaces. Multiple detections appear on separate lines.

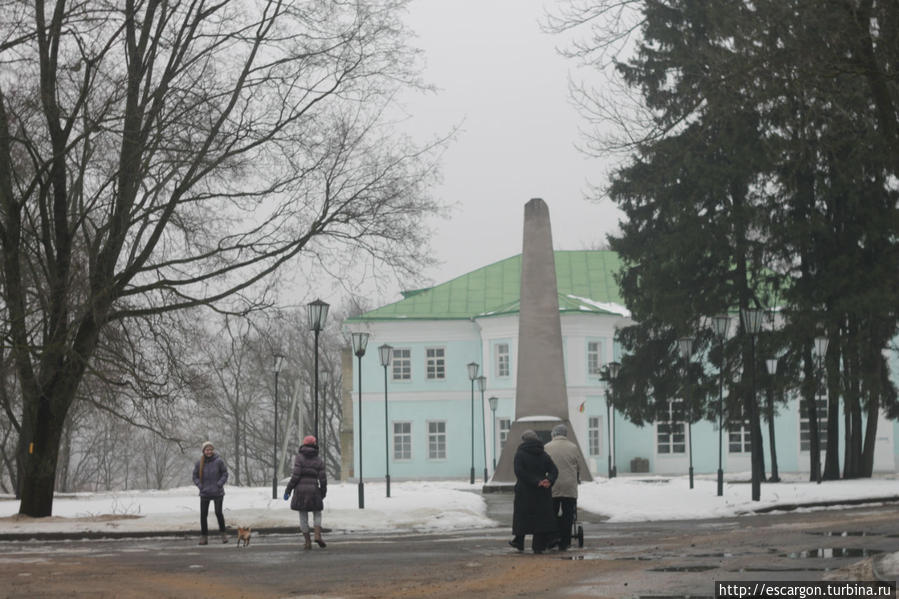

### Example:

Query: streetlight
xmin=272 ymin=353 xmax=285 ymax=500
xmin=306 ymin=298 xmax=330 ymax=439
xmin=467 ymin=362 xmax=479 ymax=484
xmin=677 ymin=337 xmax=695 ymax=489
xmin=813 ymin=336 xmax=829 ymax=485
xmin=351 ymin=331 xmax=369 ymax=509
xmin=741 ymin=307 xmax=764 ymax=502
xmin=711 ymin=314 xmax=730 ymax=497
xmin=607 ymin=361 xmax=621 ymax=478
xmin=478 ymin=375 xmax=487 ymax=483
xmin=378 ymin=344 xmax=393 ymax=498
xmin=488 ymin=396 xmax=499 ymax=471
xmin=765 ymin=357 xmax=780 ymax=483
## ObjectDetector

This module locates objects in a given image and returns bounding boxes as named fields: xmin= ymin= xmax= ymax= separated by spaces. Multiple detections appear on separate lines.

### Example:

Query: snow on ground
xmin=1 ymin=473 xmax=897 ymax=536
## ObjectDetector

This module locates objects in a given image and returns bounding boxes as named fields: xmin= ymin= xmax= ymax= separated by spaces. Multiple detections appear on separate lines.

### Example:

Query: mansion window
xmin=588 ymin=416 xmax=602 ymax=456
xmin=428 ymin=421 xmax=447 ymax=459
xmin=499 ymin=418 xmax=511 ymax=450
xmin=587 ymin=341 xmax=602 ymax=376
xmin=728 ymin=406 xmax=751 ymax=454
xmin=393 ymin=422 xmax=412 ymax=460
xmin=426 ymin=347 xmax=445 ymax=380
xmin=392 ymin=348 xmax=411 ymax=381
xmin=800 ymin=396 xmax=829 ymax=452
xmin=657 ymin=399 xmax=685 ymax=454
xmin=495 ymin=343 xmax=510 ymax=378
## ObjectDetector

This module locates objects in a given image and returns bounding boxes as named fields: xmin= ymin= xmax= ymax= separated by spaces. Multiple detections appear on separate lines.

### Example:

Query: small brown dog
xmin=236 ymin=526 xmax=251 ymax=548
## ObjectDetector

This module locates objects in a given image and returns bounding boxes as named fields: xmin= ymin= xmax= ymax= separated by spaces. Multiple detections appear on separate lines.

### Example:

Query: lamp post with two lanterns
xmin=606 ymin=361 xmax=621 ymax=478
xmin=477 ymin=375 xmax=487 ymax=483
xmin=488 ymin=396 xmax=499 ymax=471
xmin=467 ymin=362 xmax=479 ymax=484
xmin=272 ymin=353 xmax=285 ymax=499
xmin=740 ymin=307 xmax=764 ymax=502
xmin=677 ymin=337 xmax=695 ymax=489
xmin=306 ymin=299 xmax=330 ymax=439
xmin=351 ymin=332 xmax=369 ymax=508
xmin=378 ymin=344 xmax=393 ymax=498
xmin=711 ymin=314 xmax=730 ymax=497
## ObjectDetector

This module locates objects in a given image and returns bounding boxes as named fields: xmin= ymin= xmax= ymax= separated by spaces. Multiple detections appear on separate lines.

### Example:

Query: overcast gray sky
xmin=392 ymin=0 xmax=623 ymax=300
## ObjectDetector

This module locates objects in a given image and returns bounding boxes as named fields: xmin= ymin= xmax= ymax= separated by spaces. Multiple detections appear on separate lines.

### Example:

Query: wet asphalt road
xmin=1 ymin=497 xmax=897 ymax=598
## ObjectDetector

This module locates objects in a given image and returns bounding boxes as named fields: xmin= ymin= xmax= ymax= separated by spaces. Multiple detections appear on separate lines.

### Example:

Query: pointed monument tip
xmin=525 ymin=197 xmax=549 ymax=217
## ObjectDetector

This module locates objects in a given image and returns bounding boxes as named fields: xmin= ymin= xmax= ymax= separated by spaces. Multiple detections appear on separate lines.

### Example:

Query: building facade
xmin=344 ymin=250 xmax=898 ymax=481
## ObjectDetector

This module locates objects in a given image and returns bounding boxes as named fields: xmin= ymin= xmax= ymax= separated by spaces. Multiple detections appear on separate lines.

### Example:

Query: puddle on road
xmin=805 ymin=531 xmax=882 ymax=537
xmin=648 ymin=565 xmax=718 ymax=572
xmin=736 ymin=566 xmax=830 ymax=572
xmin=783 ymin=548 xmax=883 ymax=559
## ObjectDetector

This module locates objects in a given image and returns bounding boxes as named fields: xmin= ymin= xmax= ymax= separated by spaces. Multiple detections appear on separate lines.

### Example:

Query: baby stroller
xmin=571 ymin=502 xmax=584 ymax=548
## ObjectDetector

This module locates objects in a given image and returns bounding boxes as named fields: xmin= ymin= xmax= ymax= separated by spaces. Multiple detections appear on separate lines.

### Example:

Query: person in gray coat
xmin=192 ymin=441 xmax=229 ymax=545
xmin=544 ymin=424 xmax=579 ymax=550
xmin=284 ymin=435 xmax=328 ymax=549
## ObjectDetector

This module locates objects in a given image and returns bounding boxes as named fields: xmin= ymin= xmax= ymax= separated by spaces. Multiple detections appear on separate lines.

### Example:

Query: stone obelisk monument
xmin=489 ymin=198 xmax=593 ymax=484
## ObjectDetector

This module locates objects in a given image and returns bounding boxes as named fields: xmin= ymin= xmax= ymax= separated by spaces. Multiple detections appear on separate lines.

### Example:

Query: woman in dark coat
xmin=510 ymin=429 xmax=559 ymax=554
xmin=192 ymin=441 xmax=229 ymax=545
xmin=283 ymin=435 xmax=328 ymax=549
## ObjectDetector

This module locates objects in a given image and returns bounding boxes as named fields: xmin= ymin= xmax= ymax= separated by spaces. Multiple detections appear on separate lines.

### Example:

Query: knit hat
xmin=201 ymin=441 xmax=214 ymax=451
xmin=521 ymin=429 xmax=538 ymax=442
xmin=552 ymin=424 xmax=568 ymax=438
xmin=303 ymin=435 xmax=317 ymax=446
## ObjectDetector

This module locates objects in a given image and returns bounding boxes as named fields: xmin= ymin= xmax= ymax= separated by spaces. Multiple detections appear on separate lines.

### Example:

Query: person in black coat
xmin=510 ymin=429 xmax=559 ymax=554
xmin=284 ymin=435 xmax=328 ymax=549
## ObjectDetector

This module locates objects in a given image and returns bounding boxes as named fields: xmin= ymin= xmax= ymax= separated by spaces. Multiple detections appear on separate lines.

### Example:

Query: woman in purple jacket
xmin=192 ymin=441 xmax=229 ymax=545
xmin=283 ymin=435 xmax=328 ymax=550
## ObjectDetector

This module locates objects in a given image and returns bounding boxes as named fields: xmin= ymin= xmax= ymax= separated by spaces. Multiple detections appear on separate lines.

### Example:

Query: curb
xmin=0 ymin=525 xmax=312 ymax=542
xmin=749 ymin=495 xmax=899 ymax=514
xmin=3 ymin=496 xmax=898 ymax=542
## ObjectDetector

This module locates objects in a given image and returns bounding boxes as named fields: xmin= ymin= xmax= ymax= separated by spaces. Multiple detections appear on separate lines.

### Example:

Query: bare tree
xmin=0 ymin=0 xmax=445 ymax=516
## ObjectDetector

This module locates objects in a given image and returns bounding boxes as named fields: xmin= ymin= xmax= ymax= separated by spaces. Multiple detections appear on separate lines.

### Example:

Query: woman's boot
xmin=221 ymin=531 xmax=229 ymax=543
xmin=198 ymin=535 xmax=208 ymax=545
xmin=302 ymin=531 xmax=312 ymax=550
xmin=314 ymin=526 xmax=327 ymax=548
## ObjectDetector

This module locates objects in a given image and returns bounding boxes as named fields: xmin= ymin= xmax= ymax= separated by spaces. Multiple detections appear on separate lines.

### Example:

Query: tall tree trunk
xmin=823 ymin=323 xmax=840 ymax=480
xmin=861 ymin=391 xmax=879 ymax=477
xmin=802 ymin=346 xmax=822 ymax=482
xmin=19 ymin=392 xmax=69 ymax=517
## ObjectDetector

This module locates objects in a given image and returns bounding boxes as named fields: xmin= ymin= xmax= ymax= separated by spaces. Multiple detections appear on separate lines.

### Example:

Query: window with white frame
xmin=499 ymin=418 xmax=511 ymax=450
xmin=496 ymin=343 xmax=510 ymax=378
xmin=728 ymin=406 xmax=751 ymax=454
xmin=425 ymin=347 xmax=445 ymax=380
xmin=588 ymin=416 xmax=602 ymax=456
xmin=393 ymin=421 xmax=412 ymax=460
xmin=657 ymin=399 xmax=686 ymax=454
xmin=392 ymin=348 xmax=411 ymax=381
xmin=427 ymin=421 xmax=447 ymax=459
xmin=587 ymin=341 xmax=602 ymax=376
xmin=800 ymin=395 xmax=828 ymax=452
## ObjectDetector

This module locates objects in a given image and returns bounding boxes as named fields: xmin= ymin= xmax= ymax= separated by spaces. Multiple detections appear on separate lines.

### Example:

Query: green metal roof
xmin=349 ymin=250 xmax=627 ymax=322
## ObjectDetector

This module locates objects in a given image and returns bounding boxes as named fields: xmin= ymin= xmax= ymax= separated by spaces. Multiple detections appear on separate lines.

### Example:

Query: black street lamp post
xmin=352 ymin=332 xmax=369 ymax=509
xmin=813 ymin=336 xmax=829 ymax=485
xmin=765 ymin=357 xmax=780 ymax=483
xmin=378 ymin=344 xmax=393 ymax=498
xmin=467 ymin=362 xmax=479 ymax=485
xmin=607 ymin=361 xmax=621 ymax=479
xmin=272 ymin=354 xmax=285 ymax=499
xmin=307 ymin=299 xmax=330 ymax=439
xmin=488 ymin=396 xmax=498 ymax=471
xmin=741 ymin=307 xmax=764 ymax=502
xmin=712 ymin=314 xmax=730 ymax=497
xmin=677 ymin=337 xmax=695 ymax=489
xmin=477 ymin=375 xmax=487 ymax=483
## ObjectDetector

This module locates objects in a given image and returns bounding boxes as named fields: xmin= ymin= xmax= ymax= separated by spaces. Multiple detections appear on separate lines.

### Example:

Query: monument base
xmin=486 ymin=417 xmax=594 ymax=486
